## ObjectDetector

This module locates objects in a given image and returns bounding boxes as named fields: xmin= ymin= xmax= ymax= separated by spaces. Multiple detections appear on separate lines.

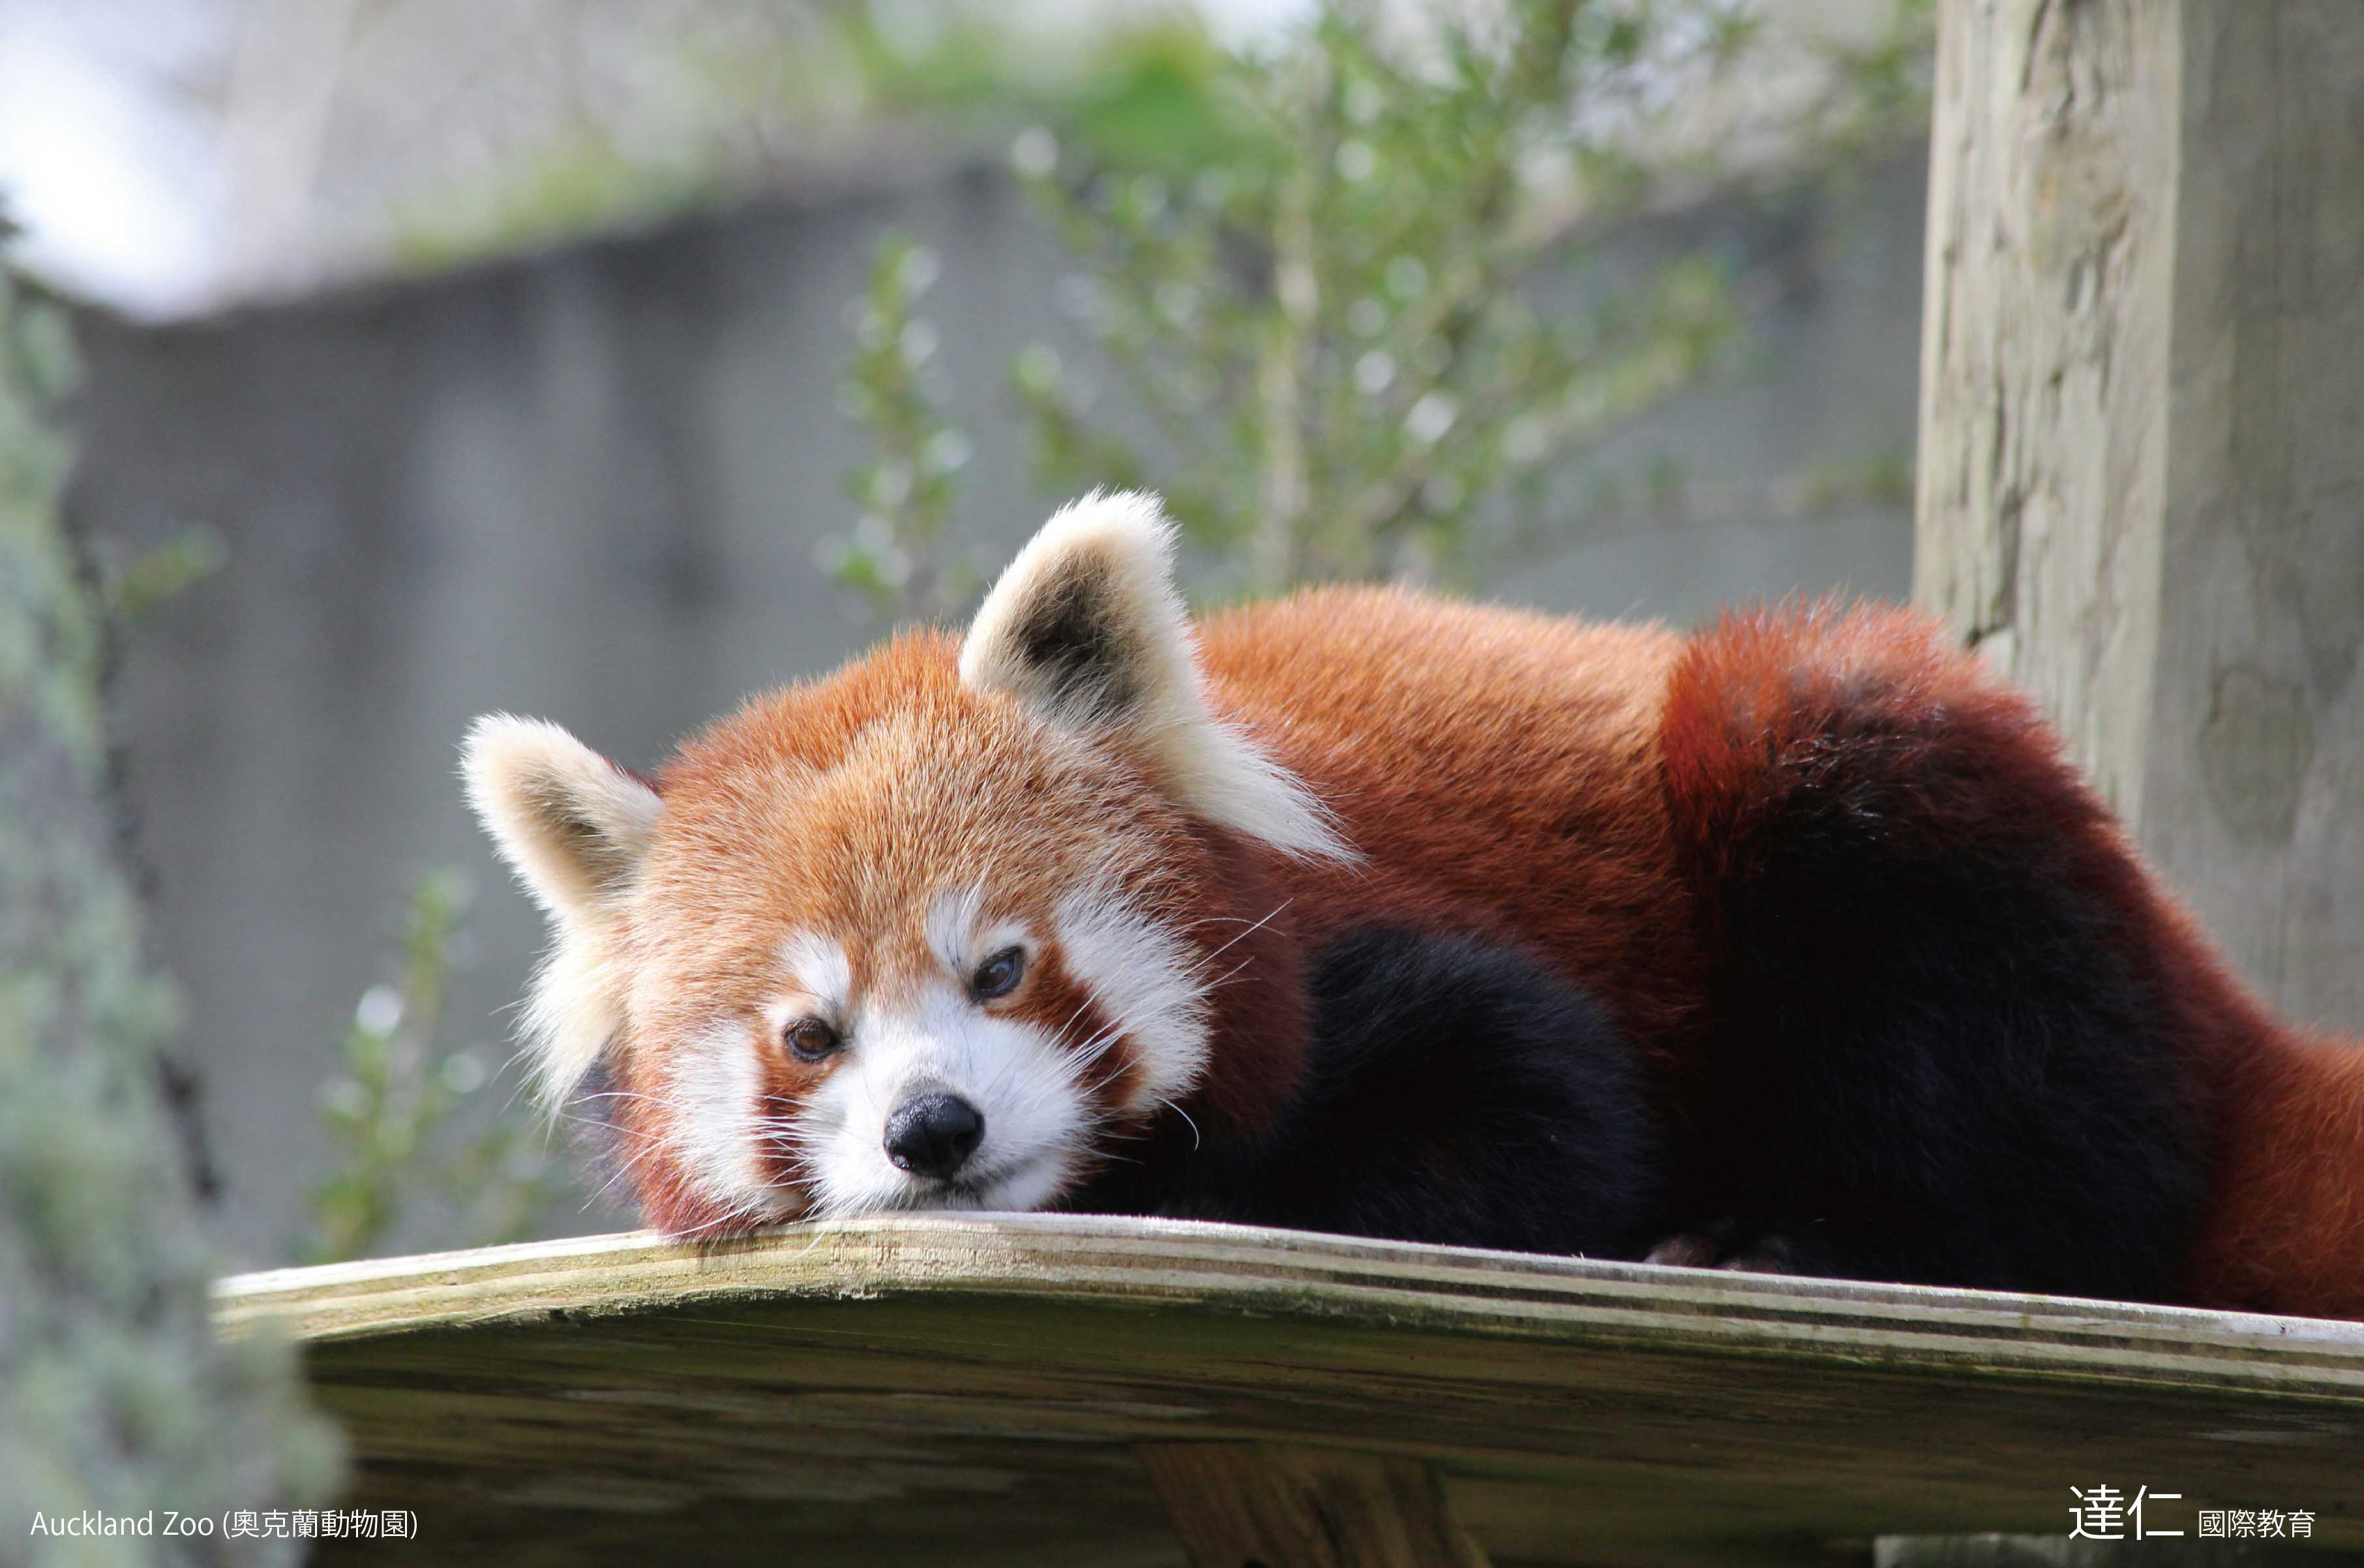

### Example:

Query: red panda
xmin=464 ymin=492 xmax=2364 ymax=1320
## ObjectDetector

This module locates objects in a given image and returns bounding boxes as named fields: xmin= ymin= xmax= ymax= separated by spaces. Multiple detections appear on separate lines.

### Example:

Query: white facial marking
xmin=924 ymin=886 xmax=1030 ymax=981
xmin=1054 ymin=886 xmax=1212 ymax=1114
xmin=924 ymin=887 xmax=983 ymax=973
xmin=668 ymin=1022 xmax=796 ymax=1223
xmin=770 ymin=885 xmax=1218 ymax=1219
xmin=522 ymin=933 xmax=631 ymax=1115
xmin=798 ymin=985 xmax=1091 ymax=1218
xmin=777 ymin=930 xmax=851 ymax=1016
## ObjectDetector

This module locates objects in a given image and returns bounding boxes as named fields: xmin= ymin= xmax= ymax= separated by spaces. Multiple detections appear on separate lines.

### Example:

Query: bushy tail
xmin=1657 ymin=601 xmax=2363 ymax=1319
xmin=2187 ymin=1028 xmax=2364 ymax=1320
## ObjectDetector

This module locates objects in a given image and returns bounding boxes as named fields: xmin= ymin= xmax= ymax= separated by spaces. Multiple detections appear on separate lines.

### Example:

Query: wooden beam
xmin=1138 ymin=1443 xmax=1489 ymax=1568
xmin=215 ymin=1215 xmax=2364 ymax=1565
xmin=1915 ymin=0 xmax=2364 ymax=1031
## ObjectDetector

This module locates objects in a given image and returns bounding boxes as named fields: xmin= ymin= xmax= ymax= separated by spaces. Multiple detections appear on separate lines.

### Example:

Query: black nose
xmin=884 ymin=1091 xmax=985 ymax=1180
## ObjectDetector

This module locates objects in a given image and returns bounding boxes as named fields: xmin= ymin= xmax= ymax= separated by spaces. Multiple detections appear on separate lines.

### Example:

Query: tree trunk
xmin=1916 ymin=0 xmax=2364 ymax=1033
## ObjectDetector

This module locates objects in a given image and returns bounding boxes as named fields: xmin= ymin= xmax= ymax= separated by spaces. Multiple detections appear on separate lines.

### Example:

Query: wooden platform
xmin=215 ymin=1214 xmax=2364 ymax=1565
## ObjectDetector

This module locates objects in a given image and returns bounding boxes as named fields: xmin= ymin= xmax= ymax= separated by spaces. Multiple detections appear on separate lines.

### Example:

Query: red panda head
xmin=463 ymin=492 xmax=1353 ymax=1234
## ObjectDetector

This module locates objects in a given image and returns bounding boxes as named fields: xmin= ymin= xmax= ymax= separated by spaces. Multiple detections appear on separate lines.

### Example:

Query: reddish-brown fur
xmin=1198 ymin=591 xmax=1711 ymax=1074
xmin=603 ymin=631 xmax=1314 ymax=1234
xmin=599 ymin=586 xmax=2363 ymax=1316
xmin=1654 ymin=605 xmax=2364 ymax=1318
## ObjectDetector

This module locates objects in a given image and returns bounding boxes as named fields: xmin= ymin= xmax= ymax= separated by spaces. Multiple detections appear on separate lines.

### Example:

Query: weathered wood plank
xmin=216 ymin=1215 xmax=2364 ymax=1565
xmin=1882 ymin=1542 xmax=2364 ymax=1567
xmin=1138 ymin=1442 xmax=1490 ymax=1568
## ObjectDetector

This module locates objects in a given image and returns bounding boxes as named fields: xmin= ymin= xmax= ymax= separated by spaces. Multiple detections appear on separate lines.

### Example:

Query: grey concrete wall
xmin=67 ymin=153 xmax=1927 ymax=1263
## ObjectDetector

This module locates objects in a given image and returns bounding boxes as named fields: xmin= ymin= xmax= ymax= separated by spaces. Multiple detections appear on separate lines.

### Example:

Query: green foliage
xmin=1055 ymin=24 xmax=1237 ymax=173
xmin=386 ymin=8 xmax=1228 ymax=278
xmin=96 ymin=526 xmax=227 ymax=628
xmin=832 ymin=1 xmax=1941 ymax=615
xmin=1792 ymin=0 xmax=1938 ymax=158
xmin=1 ymin=219 xmax=340 ymax=1561
xmin=820 ymin=235 xmax=980 ymax=622
xmin=303 ymin=872 xmax=562 ymax=1265
xmin=391 ymin=136 xmax=730 ymax=277
xmin=826 ymin=3 xmax=1030 ymax=119
xmin=832 ymin=0 xmax=1930 ymax=610
xmin=1011 ymin=0 xmax=1761 ymax=591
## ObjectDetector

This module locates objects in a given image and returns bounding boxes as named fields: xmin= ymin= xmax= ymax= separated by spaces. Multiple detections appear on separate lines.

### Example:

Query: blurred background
xmin=3 ymin=0 xmax=1935 ymax=1266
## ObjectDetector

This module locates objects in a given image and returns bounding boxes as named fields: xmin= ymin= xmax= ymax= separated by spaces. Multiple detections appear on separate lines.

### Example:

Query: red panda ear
xmin=461 ymin=715 xmax=658 ymax=1106
xmin=961 ymin=490 xmax=1355 ymax=862
xmin=460 ymin=713 xmax=659 ymax=923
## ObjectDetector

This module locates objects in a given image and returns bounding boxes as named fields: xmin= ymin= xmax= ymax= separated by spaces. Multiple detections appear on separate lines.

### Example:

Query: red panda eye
xmin=972 ymin=947 xmax=1026 ymax=1001
xmin=784 ymin=1017 xmax=842 ymax=1063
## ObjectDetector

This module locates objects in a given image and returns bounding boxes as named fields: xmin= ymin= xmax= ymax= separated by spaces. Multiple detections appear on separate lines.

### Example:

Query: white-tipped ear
xmin=460 ymin=714 xmax=661 ymax=1106
xmin=462 ymin=714 xmax=661 ymax=919
xmin=961 ymin=490 xmax=1354 ymax=862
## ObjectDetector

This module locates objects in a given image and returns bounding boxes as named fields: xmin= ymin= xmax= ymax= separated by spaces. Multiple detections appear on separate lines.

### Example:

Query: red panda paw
xmin=1642 ymin=1230 xmax=1729 ymax=1269
xmin=1644 ymin=1219 xmax=1821 ymax=1278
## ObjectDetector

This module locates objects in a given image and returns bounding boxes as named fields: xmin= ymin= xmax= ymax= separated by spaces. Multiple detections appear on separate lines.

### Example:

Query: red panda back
xmin=1210 ymin=592 xmax=2364 ymax=1318
xmin=1194 ymin=585 xmax=1711 ymax=1070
